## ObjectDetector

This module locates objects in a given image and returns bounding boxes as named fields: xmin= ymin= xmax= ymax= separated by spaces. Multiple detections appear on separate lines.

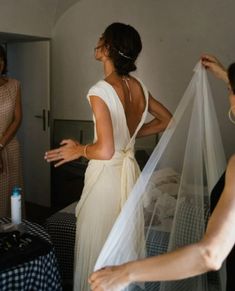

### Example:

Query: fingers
xmin=201 ymin=58 xmax=213 ymax=68
xmin=90 ymin=282 xmax=102 ymax=291
xmin=201 ymin=54 xmax=219 ymax=70
xmin=89 ymin=271 xmax=99 ymax=285
xmin=89 ymin=267 xmax=107 ymax=283
xmin=60 ymin=139 xmax=69 ymax=146
xmin=44 ymin=148 xmax=63 ymax=163
xmin=45 ymin=141 xmax=70 ymax=162
xmin=90 ymin=278 xmax=105 ymax=291
xmin=89 ymin=271 xmax=104 ymax=290
xmin=54 ymin=159 xmax=66 ymax=168
xmin=201 ymin=54 xmax=217 ymax=63
xmin=89 ymin=268 xmax=114 ymax=291
xmin=60 ymin=139 xmax=77 ymax=146
xmin=45 ymin=140 xmax=80 ymax=166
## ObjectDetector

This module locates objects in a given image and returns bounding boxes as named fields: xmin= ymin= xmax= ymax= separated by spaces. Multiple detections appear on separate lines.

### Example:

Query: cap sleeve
xmin=87 ymin=81 xmax=109 ymax=107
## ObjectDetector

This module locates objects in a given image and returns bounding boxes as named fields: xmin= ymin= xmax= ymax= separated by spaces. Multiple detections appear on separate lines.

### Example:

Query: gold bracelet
xmin=228 ymin=106 xmax=235 ymax=124
xmin=83 ymin=144 xmax=89 ymax=159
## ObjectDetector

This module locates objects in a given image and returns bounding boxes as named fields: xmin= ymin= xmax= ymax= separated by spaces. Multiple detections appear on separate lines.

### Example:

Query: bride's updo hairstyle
xmin=103 ymin=23 xmax=142 ymax=76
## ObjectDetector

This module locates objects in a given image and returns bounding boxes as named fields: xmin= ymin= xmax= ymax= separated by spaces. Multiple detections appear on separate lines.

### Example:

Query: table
xmin=0 ymin=218 xmax=62 ymax=291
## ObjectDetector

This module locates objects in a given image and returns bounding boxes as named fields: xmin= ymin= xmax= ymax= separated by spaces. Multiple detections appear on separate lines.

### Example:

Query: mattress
xmin=45 ymin=203 xmax=77 ymax=284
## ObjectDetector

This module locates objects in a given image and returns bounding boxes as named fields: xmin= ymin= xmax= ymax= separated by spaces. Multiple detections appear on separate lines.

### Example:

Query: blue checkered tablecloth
xmin=0 ymin=218 xmax=62 ymax=291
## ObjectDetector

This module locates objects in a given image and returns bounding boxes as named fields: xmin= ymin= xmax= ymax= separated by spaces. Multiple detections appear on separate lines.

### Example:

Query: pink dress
xmin=0 ymin=78 xmax=23 ymax=217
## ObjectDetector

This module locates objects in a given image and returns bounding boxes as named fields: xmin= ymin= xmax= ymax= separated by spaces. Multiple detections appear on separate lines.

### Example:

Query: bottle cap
xmin=12 ymin=186 xmax=22 ymax=197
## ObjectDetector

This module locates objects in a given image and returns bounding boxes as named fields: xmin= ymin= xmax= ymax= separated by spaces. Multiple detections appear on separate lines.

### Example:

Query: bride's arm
xmin=89 ymin=155 xmax=235 ymax=290
xmin=83 ymin=95 xmax=114 ymax=160
xmin=137 ymin=93 xmax=172 ymax=138
xmin=45 ymin=95 xmax=114 ymax=167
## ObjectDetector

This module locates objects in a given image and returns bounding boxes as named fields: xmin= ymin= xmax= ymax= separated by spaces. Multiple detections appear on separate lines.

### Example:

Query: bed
xmin=45 ymin=169 xmax=221 ymax=290
xmin=45 ymin=202 xmax=77 ymax=285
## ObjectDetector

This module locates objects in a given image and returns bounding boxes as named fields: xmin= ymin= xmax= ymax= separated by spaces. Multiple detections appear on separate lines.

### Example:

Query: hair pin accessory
xmin=118 ymin=50 xmax=133 ymax=60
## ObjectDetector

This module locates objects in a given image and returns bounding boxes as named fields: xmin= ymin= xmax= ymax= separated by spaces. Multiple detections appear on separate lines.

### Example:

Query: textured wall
xmin=51 ymin=0 xmax=235 ymax=158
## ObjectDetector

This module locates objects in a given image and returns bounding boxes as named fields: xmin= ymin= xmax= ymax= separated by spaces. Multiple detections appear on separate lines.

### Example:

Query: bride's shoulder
xmin=89 ymin=80 xmax=108 ymax=90
xmin=87 ymin=80 xmax=110 ymax=99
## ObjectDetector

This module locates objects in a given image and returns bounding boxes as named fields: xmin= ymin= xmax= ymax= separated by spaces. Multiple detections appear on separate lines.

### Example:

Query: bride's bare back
xmin=105 ymin=75 xmax=146 ymax=137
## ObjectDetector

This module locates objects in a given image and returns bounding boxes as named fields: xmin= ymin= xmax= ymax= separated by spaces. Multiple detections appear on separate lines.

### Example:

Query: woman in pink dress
xmin=0 ymin=45 xmax=23 ymax=217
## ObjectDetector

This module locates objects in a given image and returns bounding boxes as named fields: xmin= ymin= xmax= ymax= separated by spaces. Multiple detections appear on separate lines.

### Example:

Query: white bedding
xmin=60 ymin=201 xmax=77 ymax=214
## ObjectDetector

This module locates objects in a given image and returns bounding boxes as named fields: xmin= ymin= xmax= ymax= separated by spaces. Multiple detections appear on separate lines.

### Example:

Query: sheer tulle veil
xmin=95 ymin=63 xmax=226 ymax=291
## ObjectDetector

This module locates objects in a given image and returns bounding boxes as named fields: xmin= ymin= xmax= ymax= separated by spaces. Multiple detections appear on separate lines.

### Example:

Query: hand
xmin=88 ymin=265 xmax=130 ymax=291
xmin=44 ymin=139 xmax=82 ymax=167
xmin=201 ymin=54 xmax=229 ymax=83
xmin=0 ymin=151 xmax=3 ymax=174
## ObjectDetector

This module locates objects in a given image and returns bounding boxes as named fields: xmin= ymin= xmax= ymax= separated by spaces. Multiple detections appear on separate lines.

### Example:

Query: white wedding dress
xmin=73 ymin=78 xmax=149 ymax=291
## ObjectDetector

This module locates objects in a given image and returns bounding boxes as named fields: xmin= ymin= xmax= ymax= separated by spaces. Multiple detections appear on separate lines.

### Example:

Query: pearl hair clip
xmin=118 ymin=50 xmax=133 ymax=60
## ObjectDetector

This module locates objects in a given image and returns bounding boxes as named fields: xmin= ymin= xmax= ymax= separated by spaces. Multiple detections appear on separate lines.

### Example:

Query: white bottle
xmin=11 ymin=186 xmax=22 ymax=224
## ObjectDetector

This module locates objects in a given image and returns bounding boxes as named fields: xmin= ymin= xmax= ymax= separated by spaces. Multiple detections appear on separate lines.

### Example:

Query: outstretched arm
xmin=137 ymin=93 xmax=172 ymax=137
xmin=45 ymin=95 xmax=114 ymax=167
xmin=89 ymin=156 xmax=235 ymax=290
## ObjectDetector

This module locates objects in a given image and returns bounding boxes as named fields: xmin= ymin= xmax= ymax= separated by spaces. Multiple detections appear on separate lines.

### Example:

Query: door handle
xmin=47 ymin=110 xmax=50 ymax=128
xmin=34 ymin=109 xmax=46 ymax=131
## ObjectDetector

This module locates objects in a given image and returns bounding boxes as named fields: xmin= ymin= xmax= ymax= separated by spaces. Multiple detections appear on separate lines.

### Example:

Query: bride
xmin=45 ymin=22 xmax=172 ymax=291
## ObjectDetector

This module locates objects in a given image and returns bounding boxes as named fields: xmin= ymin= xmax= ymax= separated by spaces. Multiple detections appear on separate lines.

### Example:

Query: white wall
xmin=52 ymin=0 xmax=235 ymax=159
xmin=0 ymin=0 xmax=57 ymax=37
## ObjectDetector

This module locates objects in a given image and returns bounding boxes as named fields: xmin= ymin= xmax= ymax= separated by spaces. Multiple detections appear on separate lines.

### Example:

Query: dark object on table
xmin=0 ymin=230 xmax=52 ymax=271
xmin=0 ymin=218 xmax=62 ymax=291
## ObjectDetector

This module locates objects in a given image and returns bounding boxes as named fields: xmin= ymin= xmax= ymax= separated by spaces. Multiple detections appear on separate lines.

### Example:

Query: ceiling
xmin=30 ymin=0 xmax=81 ymax=24
xmin=0 ymin=0 xmax=80 ymax=42
xmin=54 ymin=0 xmax=80 ymax=22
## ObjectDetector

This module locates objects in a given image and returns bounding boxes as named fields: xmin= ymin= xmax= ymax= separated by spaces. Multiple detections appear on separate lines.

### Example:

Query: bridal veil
xmin=95 ymin=63 xmax=226 ymax=291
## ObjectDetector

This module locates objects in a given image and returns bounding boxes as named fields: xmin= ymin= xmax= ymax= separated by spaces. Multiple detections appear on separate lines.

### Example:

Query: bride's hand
xmin=88 ymin=265 xmax=130 ymax=291
xmin=44 ymin=139 xmax=82 ymax=167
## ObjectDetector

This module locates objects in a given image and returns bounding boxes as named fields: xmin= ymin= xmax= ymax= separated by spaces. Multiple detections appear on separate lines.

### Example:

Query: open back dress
xmin=73 ymin=78 xmax=149 ymax=291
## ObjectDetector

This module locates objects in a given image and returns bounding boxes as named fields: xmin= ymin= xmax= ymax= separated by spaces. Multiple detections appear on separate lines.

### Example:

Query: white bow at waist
xmin=117 ymin=149 xmax=140 ymax=209
xmin=92 ymin=148 xmax=140 ymax=209
xmin=75 ymin=148 xmax=140 ymax=217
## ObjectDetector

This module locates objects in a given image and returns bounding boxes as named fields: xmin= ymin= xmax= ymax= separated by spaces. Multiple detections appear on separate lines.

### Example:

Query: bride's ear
xmin=104 ymin=45 xmax=110 ymax=57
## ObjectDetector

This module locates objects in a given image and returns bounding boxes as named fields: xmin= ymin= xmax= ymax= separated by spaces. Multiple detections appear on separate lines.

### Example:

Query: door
xmin=7 ymin=41 xmax=51 ymax=207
